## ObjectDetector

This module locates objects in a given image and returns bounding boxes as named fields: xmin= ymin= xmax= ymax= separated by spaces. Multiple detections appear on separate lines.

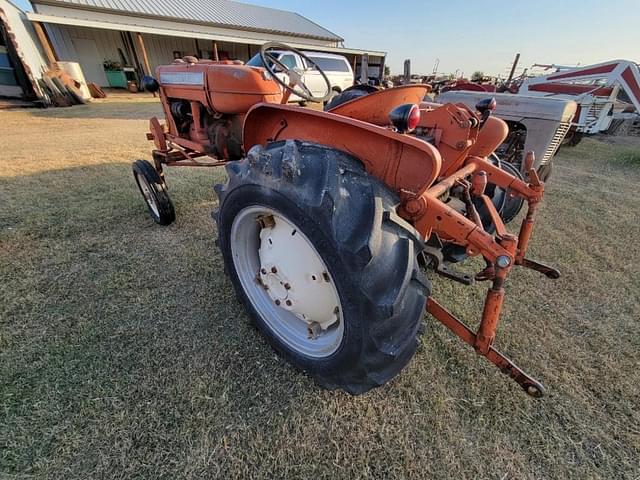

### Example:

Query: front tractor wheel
xmin=132 ymin=159 xmax=175 ymax=226
xmin=214 ymin=140 xmax=430 ymax=394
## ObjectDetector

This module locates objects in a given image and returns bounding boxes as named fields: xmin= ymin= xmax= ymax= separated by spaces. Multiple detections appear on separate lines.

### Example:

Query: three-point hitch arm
xmin=403 ymin=150 xmax=559 ymax=397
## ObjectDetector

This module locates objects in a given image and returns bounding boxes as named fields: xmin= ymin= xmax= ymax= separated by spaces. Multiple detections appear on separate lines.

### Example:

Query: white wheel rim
xmin=230 ymin=206 xmax=344 ymax=358
xmin=136 ymin=172 xmax=160 ymax=217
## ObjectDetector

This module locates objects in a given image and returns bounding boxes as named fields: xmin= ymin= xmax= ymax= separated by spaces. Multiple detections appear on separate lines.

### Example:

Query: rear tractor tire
xmin=324 ymin=84 xmax=378 ymax=111
xmin=214 ymin=140 xmax=430 ymax=394
xmin=132 ymin=159 xmax=175 ymax=226
xmin=322 ymin=88 xmax=340 ymax=107
xmin=495 ymin=159 xmax=525 ymax=224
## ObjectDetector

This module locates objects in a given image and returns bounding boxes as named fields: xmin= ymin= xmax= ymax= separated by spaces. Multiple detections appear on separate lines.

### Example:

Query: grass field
xmin=1 ymin=99 xmax=639 ymax=479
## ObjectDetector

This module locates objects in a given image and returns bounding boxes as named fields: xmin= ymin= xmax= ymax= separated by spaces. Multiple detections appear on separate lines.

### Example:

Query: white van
xmin=247 ymin=50 xmax=354 ymax=102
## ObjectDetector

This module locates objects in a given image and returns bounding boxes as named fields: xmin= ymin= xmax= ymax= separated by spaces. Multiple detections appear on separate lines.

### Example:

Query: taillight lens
xmin=389 ymin=104 xmax=421 ymax=133
xmin=407 ymin=104 xmax=421 ymax=131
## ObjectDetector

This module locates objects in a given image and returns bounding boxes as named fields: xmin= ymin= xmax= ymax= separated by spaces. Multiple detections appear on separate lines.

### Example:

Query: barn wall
xmin=45 ymin=23 xmax=128 ymax=85
xmin=42 ymin=24 xmax=379 ymax=88
xmin=44 ymin=25 xmax=285 ymax=86
xmin=0 ymin=0 xmax=48 ymax=98
xmin=46 ymin=24 xmax=124 ymax=65
xmin=140 ymin=33 xmax=258 ymax=68
xmin=141 ymin=33 xmax=194 ymax=70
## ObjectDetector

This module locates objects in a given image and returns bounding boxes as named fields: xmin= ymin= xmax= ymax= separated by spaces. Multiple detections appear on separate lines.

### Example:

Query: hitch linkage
xmin=422 ymin=152 xmax=559 ymax=397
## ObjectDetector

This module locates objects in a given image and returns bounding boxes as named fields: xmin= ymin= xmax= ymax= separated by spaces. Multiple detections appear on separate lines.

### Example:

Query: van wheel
xmin=324 ymin=85 xmax=378 ymax=111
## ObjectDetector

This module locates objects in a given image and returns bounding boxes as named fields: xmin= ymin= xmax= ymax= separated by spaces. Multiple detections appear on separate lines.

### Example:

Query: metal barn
xmin=24 ymin=0 xmax=385 ymax=89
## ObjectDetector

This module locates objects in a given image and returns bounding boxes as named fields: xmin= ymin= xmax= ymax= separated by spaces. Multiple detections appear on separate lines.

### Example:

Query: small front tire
xmin=132 ymin=159 xmax=175 ymax=226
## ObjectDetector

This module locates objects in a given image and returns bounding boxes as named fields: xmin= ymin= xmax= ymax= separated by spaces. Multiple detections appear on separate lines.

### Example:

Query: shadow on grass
xmin=1 ymin=162 xmax=316 ymax=476
xmin=2 ymin=143 xmax=640 ymax=478
xmin=28 ymin=101 xmax=163 ymax=121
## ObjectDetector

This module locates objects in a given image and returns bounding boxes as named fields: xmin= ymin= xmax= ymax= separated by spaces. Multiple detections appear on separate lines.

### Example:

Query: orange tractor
xmin=133 ymin=42 xmax=560 ymax=396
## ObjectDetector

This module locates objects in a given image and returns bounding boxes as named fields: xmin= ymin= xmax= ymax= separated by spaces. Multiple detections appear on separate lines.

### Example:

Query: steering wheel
xmin=260 ymin=42 xmax=333 ymax=103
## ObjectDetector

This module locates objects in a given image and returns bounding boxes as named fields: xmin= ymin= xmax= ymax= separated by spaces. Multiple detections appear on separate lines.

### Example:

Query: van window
xmin=279 ymin=54 xmax=297 ymax=69
xmin=246 ymin=53 xmax=266 ymax=68
xmin=246 ymin=52 xmax=296 ymax=71
xmin=308 ymin=57 xmax=350 ymax=73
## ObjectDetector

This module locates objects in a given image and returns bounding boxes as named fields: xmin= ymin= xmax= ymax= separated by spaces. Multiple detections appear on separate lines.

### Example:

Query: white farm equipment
xmin=518 ymin=60 xmax=640 ymax=142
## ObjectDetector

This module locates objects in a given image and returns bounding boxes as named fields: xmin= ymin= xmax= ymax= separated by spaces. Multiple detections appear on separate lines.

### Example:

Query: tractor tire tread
xmin=214 ymin=140 xmax=430 ymax=394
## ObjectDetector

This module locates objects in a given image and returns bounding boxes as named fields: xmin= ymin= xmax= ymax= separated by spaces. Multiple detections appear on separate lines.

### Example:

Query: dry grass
xmin=1 ymin=99 xmax=639 ymax=479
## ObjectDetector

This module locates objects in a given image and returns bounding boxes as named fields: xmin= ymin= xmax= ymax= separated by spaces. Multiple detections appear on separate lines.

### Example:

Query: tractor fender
xmin=243 ymin=103 xmax=442 ymax=197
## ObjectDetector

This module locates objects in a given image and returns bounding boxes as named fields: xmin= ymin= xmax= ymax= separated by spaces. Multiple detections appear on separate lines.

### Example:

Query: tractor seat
xmin=328 ymin=85 xmax=431 ymax=126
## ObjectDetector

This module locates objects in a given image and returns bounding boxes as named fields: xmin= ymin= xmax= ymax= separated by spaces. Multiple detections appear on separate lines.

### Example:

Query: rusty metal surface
xmin=417 ymin=103 xmax=482 ymax=177
xmin=149 ymin=117 xmax=167 ymax=152
xmin=518 ymin=259 xmax=561 ymax=279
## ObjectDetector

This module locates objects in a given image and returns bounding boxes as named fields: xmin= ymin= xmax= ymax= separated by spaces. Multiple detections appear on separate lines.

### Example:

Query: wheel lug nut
xmin=275 ymin=299 xmax=281 ymax=306
xmin=271 ymin=266 xmax=277 ymax=273
xmin=260 ymin=268 xmax=267 ymax=275
xmin=307 ymin=322 xmax=322 ymax=339
xmin=286 ymin=300 xmax=292 ymax=306
xmin=284 ymin=283 xmax=291 ymax=290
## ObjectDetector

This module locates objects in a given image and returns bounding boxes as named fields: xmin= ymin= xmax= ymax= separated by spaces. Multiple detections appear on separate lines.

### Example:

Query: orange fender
xmin=243 ymin=103 xmax=442 ymax=197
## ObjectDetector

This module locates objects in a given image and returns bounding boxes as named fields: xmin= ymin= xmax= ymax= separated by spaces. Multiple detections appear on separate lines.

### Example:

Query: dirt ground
xmin=1 ymin=99 xmax=639 ymax=479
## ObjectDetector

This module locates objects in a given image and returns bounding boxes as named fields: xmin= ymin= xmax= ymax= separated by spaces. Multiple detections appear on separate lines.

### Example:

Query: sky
xmin=248 ymin=0 xmax=640 ymax=76
xmin=13 ymin=0 xmax=640 ymax=76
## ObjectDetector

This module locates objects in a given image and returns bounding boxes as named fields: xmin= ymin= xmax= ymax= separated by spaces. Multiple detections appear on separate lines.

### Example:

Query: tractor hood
xmin=156 ymin=61 xmax=283 ymax=114
xmin=437 ymin=91 xmax=577 ymax=123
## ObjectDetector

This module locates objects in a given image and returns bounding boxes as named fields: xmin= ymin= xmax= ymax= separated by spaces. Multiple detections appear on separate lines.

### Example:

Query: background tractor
xmin=134 ymin=42 xmax=561 ymax=397
xmin=436 ymin=90 xmax=576 ymax=181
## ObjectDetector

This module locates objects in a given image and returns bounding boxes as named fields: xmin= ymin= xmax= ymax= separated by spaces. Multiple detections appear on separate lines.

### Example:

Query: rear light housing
xmin=389 ymin=104 xmax=421 ymax=133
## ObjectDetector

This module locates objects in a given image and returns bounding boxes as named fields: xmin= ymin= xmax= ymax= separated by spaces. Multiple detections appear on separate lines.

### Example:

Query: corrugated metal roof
xmin=34 ymin=0 xmax=344 ymax=41
xmin=28 ymin=10 xmax=386 ymax=56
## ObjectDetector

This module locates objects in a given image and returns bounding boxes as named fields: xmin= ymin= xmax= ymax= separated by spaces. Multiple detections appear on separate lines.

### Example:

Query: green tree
xmin=471 ymin=71 xmax=484 ymax=81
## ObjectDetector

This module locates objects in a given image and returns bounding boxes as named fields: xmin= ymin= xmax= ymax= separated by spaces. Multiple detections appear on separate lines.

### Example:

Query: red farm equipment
xmin=133 ymin=42 xmax=560 ymax=396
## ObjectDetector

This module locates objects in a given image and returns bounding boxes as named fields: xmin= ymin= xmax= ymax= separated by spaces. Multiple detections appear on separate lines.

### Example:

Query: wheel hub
xmin=257 ymin=214 xmax=340 ymax=333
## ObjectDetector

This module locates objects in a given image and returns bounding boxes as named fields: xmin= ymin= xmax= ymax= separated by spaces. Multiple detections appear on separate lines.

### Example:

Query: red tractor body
xmin=133 ymin=43 xmax=560 ymax=397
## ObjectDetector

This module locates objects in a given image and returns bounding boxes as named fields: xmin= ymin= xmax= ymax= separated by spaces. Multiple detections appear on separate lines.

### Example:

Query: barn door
xmin=71 ymin=37 xmax=108 ymax=86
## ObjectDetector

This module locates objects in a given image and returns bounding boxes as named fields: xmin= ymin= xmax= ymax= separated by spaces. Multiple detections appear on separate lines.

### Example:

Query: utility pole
xmin=507 ymin=53 xmax=520 ymax=83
